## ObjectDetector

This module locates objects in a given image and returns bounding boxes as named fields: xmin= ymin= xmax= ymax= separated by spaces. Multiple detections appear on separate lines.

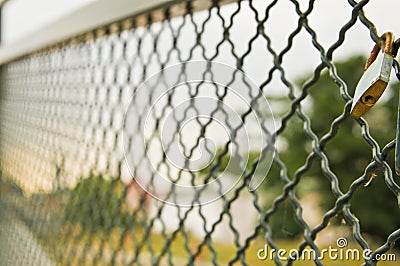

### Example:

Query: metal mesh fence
xmin=0 ymin=0 xmax=400 ymax=265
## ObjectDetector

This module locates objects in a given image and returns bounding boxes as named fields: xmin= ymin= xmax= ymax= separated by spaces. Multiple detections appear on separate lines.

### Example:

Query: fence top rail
xmin=0 ymin=0 xmax=174 ymax=65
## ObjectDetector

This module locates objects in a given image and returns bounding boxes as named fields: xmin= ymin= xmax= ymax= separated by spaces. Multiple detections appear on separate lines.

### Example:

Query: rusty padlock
xmin=350 ymin=32 xmax=394 ymax=118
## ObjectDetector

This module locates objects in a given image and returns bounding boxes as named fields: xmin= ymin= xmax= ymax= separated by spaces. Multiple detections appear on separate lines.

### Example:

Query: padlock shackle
xmin=365 ymin=32 xmax=394 ymax=71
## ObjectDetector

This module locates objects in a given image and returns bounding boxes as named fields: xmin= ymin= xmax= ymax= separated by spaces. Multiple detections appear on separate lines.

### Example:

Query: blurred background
xmin=0 ymin=0 xmax=400 ymax=265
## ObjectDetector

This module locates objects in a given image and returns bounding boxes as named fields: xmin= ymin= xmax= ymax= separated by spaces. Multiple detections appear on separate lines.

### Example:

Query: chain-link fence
xmin=1 ymin=0 xmax=400 ymax=265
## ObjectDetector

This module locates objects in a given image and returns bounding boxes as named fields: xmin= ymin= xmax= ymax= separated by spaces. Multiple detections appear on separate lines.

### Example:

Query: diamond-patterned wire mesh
xmin=0 ymin=0 xmax=400 ymax=265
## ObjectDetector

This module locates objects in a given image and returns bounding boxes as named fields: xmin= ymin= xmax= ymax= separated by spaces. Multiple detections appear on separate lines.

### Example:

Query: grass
xmin=40 ymin=223 xmax=399 ymax=265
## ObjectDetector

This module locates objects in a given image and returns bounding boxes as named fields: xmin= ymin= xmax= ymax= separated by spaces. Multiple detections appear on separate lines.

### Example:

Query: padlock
xmin=350 ymin=32 xmax=394 ymax=118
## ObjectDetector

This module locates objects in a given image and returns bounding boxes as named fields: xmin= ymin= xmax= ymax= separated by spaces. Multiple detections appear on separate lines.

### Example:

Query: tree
xmin=64 ymin=174 xmax=129 ymax=231
xmin=272 ymin=55 xmax=400 ymax=241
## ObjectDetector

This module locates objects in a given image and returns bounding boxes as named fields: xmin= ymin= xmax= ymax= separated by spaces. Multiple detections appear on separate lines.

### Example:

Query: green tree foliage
xmin=271 ymin=55 xmax=400 ymax=241
xmin=64 ymin=174 xmax=129 ymax=231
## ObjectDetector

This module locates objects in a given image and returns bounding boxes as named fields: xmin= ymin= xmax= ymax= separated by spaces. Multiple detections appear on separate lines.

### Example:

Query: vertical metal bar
xmin=393 ymin=59 xmax=400 ymax=175
xmin=396 ymin=90 xmax=400 ymax=175
xmin=0 ymin=7 xmax=2 ymax=44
